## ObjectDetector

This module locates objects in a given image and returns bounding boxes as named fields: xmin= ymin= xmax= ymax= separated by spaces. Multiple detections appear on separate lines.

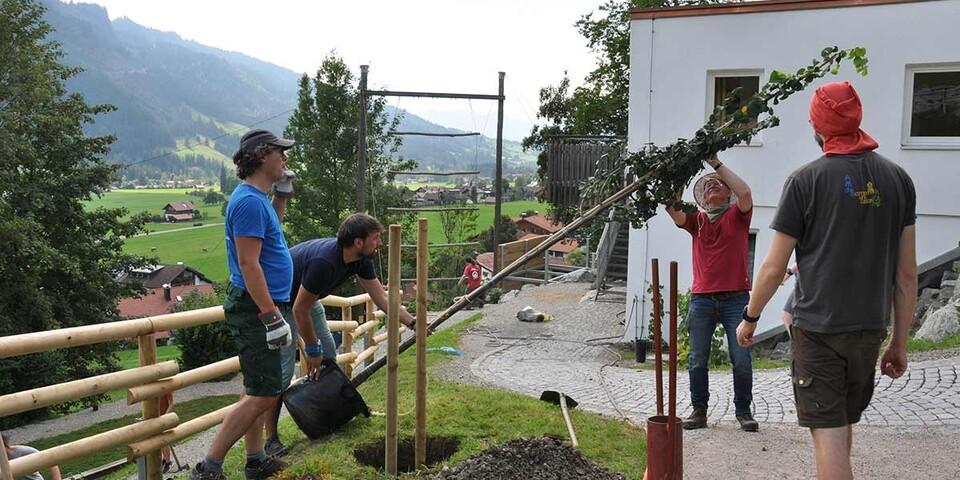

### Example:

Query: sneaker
xmin=189 ymin=463 xmax=227 ymax=480
xmin=264 ymin=436 xmax=289 ymax=458
xmin=244 ymin=457 xmax=287 ymax=480
xmin=682 ymin=406 xmax=708 ymax=430
xmin=736 ymin=412 xmax=759 ymax=432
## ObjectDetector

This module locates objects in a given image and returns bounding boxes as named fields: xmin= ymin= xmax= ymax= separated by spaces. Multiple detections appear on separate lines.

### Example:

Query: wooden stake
xmin=342 ymin=306 xmax=354 ymax=377
xmin=1 ymin=433 xmax=12 ymax=480
xmin=138 ymin=334 xmax=162 ymax=480
xmin=365 ymin=299 xmax=376 ymax=367
xmin=652 ymin=258 xmax=663 ymax=417
xmin=559 ymin=394 xmax=579 ymax=448
xmin=386 ymin=225 xmax=401 ymax=476
xmin=415 ymin=218 xmax=429 ymax=468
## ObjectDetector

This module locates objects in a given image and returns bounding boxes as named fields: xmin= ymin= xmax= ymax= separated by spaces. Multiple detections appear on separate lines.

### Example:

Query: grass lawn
xmin=85 ymin=188 xmax=223 ymax=221
xmin=123 ymin=225 xmax=230 ymax=281
xmin=415 ymin=200 xmax=546 ymax=244
xmin=29 ymin=394 xmax=238 ymax=478
xmin=115 ymin=199 xmax=550 ymax=283
xmin=219 ymin=314 xmax=647 ymax=479
xmin=907 ymin=332 xmax=960 ymax=352
xmin=115 ymin=345 xmax=183 ymax=370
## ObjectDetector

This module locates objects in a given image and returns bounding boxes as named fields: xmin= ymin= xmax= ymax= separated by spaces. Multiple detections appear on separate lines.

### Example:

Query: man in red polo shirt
xmin=457 ymin=256 xmax=483 ymax=308
xmin=664 ymin=153 xmax=758 ymax=432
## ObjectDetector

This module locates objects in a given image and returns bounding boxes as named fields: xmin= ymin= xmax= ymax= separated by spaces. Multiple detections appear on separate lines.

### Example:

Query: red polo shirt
xmin=680 ymin=207 xmax=753 ymax=294
xmin=463 ymin=263 xmax=482 ymax=289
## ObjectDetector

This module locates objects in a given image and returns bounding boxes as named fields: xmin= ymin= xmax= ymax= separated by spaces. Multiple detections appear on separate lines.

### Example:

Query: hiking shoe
xmin=682 ymin=406 xmax=708 ymax=430
xmin=244 ymin=457 xmax=287 ymax=480
xmin=737 ymin=412 xmax=759 ymax=432
xmin=189 ymin=463 xmax=226 ymax=480
xmin=264 ymin=436 xmax=289 ymax=458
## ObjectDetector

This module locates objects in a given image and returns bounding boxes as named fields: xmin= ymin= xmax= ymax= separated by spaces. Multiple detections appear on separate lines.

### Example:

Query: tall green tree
xmin=283 ymin=54 xmax=415 ymax=245
xmin=0 ymin=0 xmax=150 ymax=427
xmin=525 ymin=0 xmax=739 ymax=151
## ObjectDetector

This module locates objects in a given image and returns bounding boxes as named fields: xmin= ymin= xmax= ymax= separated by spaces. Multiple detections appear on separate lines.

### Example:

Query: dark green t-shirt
xmin=770 ymin=151 xmax=916 ymax=333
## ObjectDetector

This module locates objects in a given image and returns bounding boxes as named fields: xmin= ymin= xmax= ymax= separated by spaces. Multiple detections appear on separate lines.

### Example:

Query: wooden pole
xmin=139 ymin=334 xmax=162 ymax=480
xmin=342 ymin=306 xmax=354 ymax=378
xmin=365 ymin=299 xmax=376 ymax=368
xmin=8 ymin=413 xmax=178 ymax=478
xmin=652 ymin=258 xmax=663 ymax=416
xmin=415 ymin=218 xmax=429 ymax=468
xmin=0 ymin=307 xmax=223 ymax=359
xmin=492 ymin=71 xmax=505 ymax=276
xmin=0 ymin=361 xmax=179 ymax=417
xmin=358 ymin=64 xmax=368 ymax=211
xmin=385 ymin=224 xmax=401 ymax=476
xmin=127 ymin=358 xmax=239 ymax=405
xmin=1 ymin=433 xmax=12 ymax=480
xmin=668 ymin=261 xmax=679 ymax=476
xmin=128 ymin=405 xmax=234 ymax=460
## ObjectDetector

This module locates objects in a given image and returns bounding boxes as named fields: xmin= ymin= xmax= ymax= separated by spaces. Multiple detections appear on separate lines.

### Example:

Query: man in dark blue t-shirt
xmin=263 ymin=212 xmax=417 ymax=457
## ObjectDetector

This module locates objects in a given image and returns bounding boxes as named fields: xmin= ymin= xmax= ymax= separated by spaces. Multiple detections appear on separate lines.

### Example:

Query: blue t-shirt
xmin=290 ymin=238 xmax=377 ymax=301
xmin=225 ymin=183 xmax=293 ymax=302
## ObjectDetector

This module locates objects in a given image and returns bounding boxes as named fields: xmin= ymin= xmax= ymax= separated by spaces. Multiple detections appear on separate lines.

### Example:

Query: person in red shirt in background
xmin=664 ymin=153 xmax=758 ymax=432
xmin=457 ymin=256 xmax=483 ymax=308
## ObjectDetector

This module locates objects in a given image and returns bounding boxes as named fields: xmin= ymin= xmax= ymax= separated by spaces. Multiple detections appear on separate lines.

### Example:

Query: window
xmin=903 ymin=64 xmax=960 ymax=149
xmin=707 ymin=70 xmax=763 ymax=145
xmin=747 ymin=231 xmax=757 ymax=283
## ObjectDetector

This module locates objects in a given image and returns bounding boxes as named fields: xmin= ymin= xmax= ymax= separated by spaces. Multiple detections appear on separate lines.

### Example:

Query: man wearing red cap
xmin=737 ymin=81 xmax=917 ymax=479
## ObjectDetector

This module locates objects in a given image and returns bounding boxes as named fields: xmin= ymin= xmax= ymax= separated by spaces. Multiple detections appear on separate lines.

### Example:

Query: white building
xmin=624 ymin=0 xmax=960 ymax=340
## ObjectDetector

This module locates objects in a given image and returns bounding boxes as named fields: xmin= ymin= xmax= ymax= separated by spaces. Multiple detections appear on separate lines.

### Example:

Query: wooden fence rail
xmin=0 ymin=292 xmax=391 ymax=480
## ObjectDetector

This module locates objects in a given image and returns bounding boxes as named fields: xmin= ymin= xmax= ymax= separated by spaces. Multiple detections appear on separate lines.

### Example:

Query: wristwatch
xmin=741 ymin=306 xmax=761 ymax=323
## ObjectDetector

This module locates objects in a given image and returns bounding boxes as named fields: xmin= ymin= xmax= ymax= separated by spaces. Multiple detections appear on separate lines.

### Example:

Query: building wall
xmin=624 ymin=0 xmax=960 ymax=340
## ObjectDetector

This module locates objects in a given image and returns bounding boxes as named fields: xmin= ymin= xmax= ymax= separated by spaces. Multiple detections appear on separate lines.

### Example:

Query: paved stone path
xmin=455 ymin=282 xmax=960 ymax=430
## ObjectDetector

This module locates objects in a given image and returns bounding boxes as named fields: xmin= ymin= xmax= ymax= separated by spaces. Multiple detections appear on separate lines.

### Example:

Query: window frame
xmin=706 ymin=69 xmax=765 ymax=147
xmin=902 ymin=62 xmax=960 ymax=150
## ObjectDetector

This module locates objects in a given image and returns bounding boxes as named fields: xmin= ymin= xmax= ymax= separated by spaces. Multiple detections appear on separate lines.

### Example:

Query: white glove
xmin=274 ymin=169 xmax=295 ymax=198
xmin=259 ymin=309 xmax=292 ymax=350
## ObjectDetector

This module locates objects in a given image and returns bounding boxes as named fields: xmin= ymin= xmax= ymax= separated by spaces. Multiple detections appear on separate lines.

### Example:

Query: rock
xmin=944 ymin=270 xmax=959 ymax=283
xmin=954 ymin=260 xmax=960 ymax=274
xmin=558 ymin=268 xmax=594 ymax=283
xmin=499 ymin=289 xmax=520 ymax=304
xmin=769 ymin=340 xmax=792 ymax=360
xmin=915 ymin=300 xmax=960 ymax=342
xmin=915 ymin=288 xmax=941 ymax=326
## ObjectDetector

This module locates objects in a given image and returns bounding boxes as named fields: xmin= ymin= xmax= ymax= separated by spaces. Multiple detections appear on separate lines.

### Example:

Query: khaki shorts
xmin=791 ymin=326 xmax=886 ymax=429
xmin=223 ymin=284 xmax=292 ymax=397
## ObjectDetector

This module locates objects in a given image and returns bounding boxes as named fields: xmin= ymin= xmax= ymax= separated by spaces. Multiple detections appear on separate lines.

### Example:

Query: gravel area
xmin=428 ymin=436 xmax=624 ymax=480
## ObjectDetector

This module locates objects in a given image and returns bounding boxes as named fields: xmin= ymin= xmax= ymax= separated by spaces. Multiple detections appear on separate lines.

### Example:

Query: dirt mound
xmin=428 ymin=436 xmax=626 ymax=480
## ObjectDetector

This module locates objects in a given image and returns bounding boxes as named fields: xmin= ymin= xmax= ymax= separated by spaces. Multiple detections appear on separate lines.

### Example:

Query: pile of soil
xmin=428 ymin=436 xmax=625 ymax=480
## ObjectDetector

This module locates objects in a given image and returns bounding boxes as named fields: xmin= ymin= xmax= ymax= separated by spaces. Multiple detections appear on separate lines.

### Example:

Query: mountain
xmin=39 ymin=0 xmax=536 ymax=184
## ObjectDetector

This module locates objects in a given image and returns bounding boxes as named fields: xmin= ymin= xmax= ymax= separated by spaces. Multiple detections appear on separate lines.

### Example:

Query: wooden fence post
xmin=342 ymin=305 xmax=353 ymax=377
xmin=1 ymin=433 xmax=13 ymax=480
xmin=365 ymin=299 xmax=376 ymax=368
xmin=386 ymin=225 xmax=401 ymax=475
xmin=415 ymin=218 xmax=428 ymax=468
xmin=138 ymin=333 xmax=161 ymax=480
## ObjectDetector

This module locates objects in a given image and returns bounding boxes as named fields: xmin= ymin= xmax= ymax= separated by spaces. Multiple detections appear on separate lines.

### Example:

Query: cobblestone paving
xmin=461 ymin=283 xmax=960 ymax=429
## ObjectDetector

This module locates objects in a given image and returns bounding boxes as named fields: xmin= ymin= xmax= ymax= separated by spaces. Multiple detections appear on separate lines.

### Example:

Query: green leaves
xmin=582 ymin=45 xmax=870 ymax=229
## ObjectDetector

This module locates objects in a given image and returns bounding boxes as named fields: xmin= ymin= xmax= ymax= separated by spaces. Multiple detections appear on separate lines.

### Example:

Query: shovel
xmin=539 ymin=390 xmax=579 ymax=448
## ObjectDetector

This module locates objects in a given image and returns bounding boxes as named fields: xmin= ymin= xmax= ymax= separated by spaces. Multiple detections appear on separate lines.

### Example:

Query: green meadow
xmin=91 ymin=189 xmax=549 ymax=283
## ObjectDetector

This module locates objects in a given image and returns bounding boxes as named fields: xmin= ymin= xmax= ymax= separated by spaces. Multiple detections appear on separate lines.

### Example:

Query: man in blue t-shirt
xmin=263 ymin=212 xmax=417 ymax=457
xmin=191 ymin=129 xmax=296 ymax=480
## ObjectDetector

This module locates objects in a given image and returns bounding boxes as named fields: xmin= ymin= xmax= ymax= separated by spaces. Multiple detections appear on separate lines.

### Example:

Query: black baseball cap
xmin=239 ymin=129 xmax=294 ymax=152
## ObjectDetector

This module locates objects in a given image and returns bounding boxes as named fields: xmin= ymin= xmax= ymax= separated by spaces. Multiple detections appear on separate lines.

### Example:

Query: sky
xmin=82 ymin=0 xmax=608 ymax=142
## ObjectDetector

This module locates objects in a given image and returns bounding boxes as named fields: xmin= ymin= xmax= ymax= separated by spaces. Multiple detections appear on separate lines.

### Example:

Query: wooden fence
xmin=0 ymin=295 xmax=397 ymax=480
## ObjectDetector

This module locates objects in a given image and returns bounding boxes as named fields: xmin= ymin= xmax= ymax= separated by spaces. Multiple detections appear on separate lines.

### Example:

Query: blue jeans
xmin=686 ymin=291 xmax=753 ymax=414
xmin=281 ymin=301 xmax=339 ymax=387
